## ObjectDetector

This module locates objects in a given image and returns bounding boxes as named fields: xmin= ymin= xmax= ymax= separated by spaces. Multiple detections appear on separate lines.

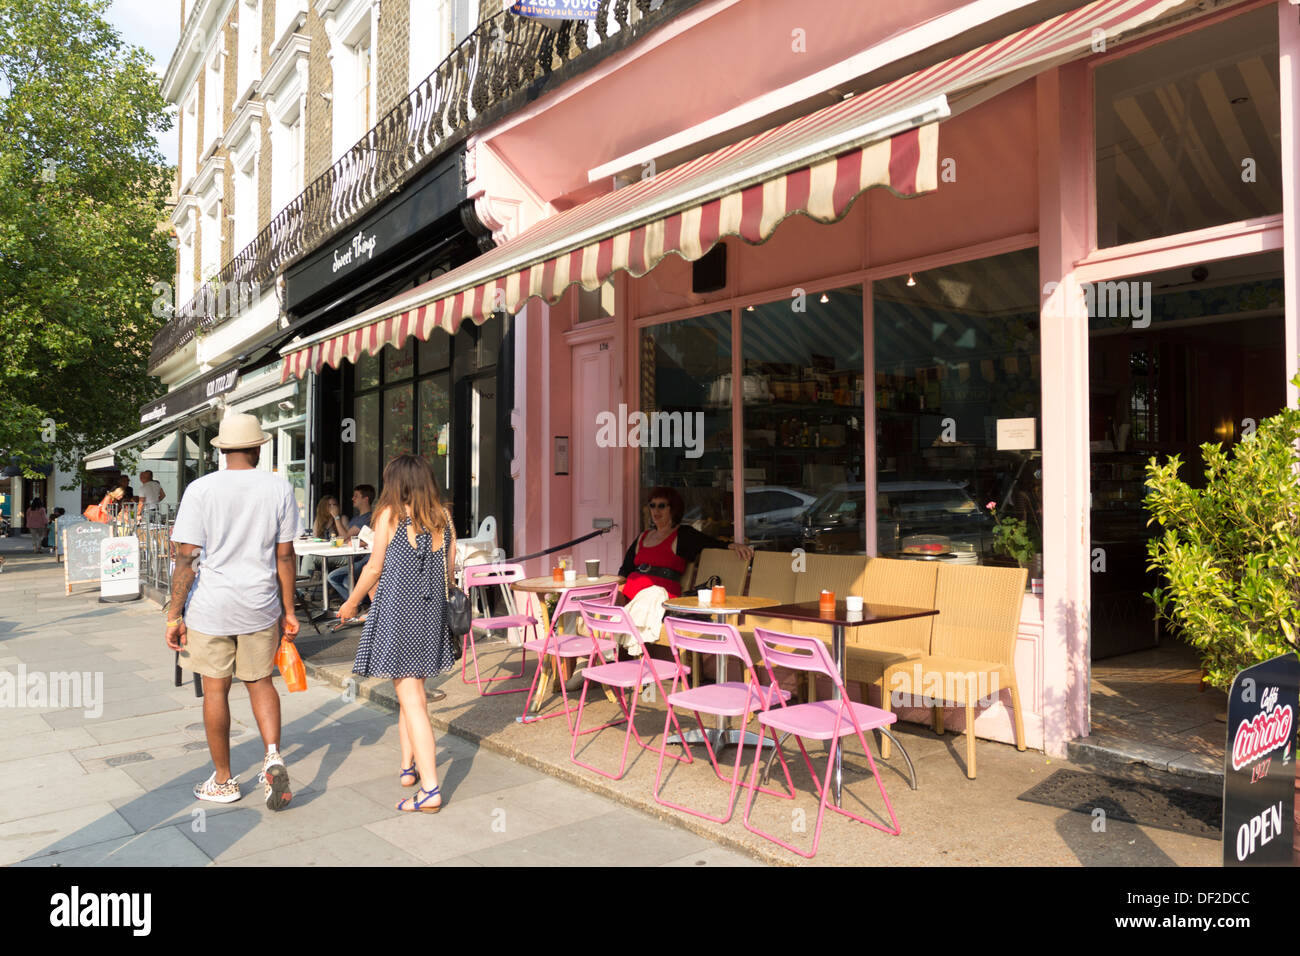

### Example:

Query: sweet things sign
xmin=1222 ymin=653 xmax=1298 ymax=866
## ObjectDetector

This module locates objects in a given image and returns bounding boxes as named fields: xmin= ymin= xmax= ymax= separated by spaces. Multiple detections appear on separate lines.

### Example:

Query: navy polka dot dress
xmin=353 ymin=516 xmax=455 ymax=680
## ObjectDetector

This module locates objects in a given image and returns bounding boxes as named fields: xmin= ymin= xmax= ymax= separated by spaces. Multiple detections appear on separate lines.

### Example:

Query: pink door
xmin=570 ymin=335 xmax=622 ymax=575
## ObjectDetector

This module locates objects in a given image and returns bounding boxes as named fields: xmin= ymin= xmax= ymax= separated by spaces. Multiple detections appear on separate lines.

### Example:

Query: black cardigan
xmin=618 ymin=525 xmax=728 ymax=580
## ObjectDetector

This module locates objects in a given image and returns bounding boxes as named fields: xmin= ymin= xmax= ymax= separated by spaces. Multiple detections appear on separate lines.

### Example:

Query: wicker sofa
xmin=666 ymin=549 xmax=1028 ymax=778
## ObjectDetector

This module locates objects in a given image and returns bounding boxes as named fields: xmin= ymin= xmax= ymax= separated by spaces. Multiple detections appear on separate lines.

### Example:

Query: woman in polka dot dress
xmin=338 ymin=454 xmax=456 ymax=813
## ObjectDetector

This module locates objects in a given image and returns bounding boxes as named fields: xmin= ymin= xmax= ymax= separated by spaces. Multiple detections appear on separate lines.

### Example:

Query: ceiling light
xmin=745 ymin=305 xmax=754 ymax=312
xmin=906 ymin=273 xmax=917 ymax=287
xmin=819 ymin=293 xmax=829 ymax=304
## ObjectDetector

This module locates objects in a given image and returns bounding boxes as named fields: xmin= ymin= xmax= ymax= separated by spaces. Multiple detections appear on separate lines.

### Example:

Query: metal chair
xmin=744 ymin=628 xmax=900 ymax=858
xmin=461 ymin=563 xmax=537 ymax=696
xmin=568 ymin=602 xmax=691 ymax=781
xmin=653 ymin=617 xmax=793 ymax=824
xmin=519 ymin=580 xmax=620 ymax=731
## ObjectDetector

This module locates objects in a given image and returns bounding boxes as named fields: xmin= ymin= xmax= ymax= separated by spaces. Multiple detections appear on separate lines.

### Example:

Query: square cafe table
xmin=752 ymin=600 xmax=938 ymax=803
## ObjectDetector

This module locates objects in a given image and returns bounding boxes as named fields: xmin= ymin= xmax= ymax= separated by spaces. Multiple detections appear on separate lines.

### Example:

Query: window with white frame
xmin=272 ymin=105 xmax=303 ymax=214
xmin=177 ymin=225 xmax=195 ymax=307
xmin=407 ymin=0 xmax=445 ymax=91
xmin=200 ymin=197 xmax=221 ymax=282
xmin=238 ymin=0 xmax=262 ymax=99
xmin=204 ymin=50 xmax=223 ymax=154
xmin=233 ymin=152 xmax=259 ymax=252
xmin=329 ymin=2 xmax=376 ymax=162
xmin=274 ymin=0 xmax=304 ymax=48
xmin=183 ymin=92 xmax=199 ymax=186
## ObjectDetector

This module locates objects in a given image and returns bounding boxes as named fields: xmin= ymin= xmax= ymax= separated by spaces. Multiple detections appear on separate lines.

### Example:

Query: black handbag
xmin=444 ymin=516 xmax=469 ymax=659
xmin=698 ymin=574 xmax=723 ymax=591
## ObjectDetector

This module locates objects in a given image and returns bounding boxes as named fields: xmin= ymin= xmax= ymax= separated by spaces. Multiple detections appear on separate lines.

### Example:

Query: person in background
xmin=46 ymin=507 xmax=65 ymax=551
xmin=85 ymin=486 xmax=126 ymax=523
xmin=326 ymin=484 xmax=375 ymax=617
xmin=25 ymin=498 xmax=48 ymax=553
xmin=299 ymin=495 xmax=339 ymax=588
xmin=137 ymin=470 xmax=165 ymax=515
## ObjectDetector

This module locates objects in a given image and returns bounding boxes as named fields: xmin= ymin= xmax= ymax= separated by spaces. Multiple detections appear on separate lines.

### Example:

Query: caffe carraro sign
xmin=138 ymin=363 xmax=240 ymax=426
xmin=332 ymin=230 xmax=379 ymax=275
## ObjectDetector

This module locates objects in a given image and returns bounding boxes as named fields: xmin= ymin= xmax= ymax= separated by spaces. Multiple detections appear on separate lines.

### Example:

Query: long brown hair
xmin=374 ymin=454 xmax=449 ymax=541
xmin=313 ymin=496 xmax=338 ymax=537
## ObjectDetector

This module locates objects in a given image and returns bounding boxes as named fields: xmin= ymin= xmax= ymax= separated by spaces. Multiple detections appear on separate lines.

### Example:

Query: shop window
xmin=638 ymin=312 xmax=733 ymax=539
xmin=419 ymin=374 xmax=451 ymax=493
xmin=352 ymin=391 xmax=380 ymax=491
xmin=873 ymin=248 xmax=1041 ymax=562
xmin=382 ymin=383 xmax=415 ymax=463
xmin=384 ymin=341 xmax=415 ymax=382
xmin=354 ymin=350 xmax=381 ymax=390
xmin=741 ymin=286 xmax=865 ymax=554
xmin=419 ymin=334 xmax=450 ymax=373
xmin=1094 ymin=5 xmax=1280 ymax=248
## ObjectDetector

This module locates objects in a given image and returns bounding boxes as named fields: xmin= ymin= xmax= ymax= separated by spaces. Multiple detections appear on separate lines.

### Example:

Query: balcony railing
xmin=150 ymin=0 xmax=695 ymax=371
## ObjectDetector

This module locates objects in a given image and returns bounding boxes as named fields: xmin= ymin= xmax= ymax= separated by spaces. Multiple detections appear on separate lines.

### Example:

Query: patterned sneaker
xmin=260 ymin=752 xmax=292 ymax=811
xmin=194 ymin=772 xmax=241 ymax=804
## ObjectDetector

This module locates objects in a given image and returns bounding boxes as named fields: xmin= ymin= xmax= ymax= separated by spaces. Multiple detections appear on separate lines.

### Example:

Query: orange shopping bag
xmin=275 ymin=633 xmax=307 ymax=693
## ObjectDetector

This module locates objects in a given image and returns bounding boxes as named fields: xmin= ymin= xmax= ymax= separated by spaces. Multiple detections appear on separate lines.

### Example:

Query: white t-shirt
xmin=140 ymin=480 xmax=164 ymax=507
xmin=171 ymin=469 xmax=301 ymax=635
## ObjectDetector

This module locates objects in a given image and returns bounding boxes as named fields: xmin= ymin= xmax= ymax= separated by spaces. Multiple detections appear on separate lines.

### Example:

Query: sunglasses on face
xmin=648 ymin=502 xmax=669 ymax=510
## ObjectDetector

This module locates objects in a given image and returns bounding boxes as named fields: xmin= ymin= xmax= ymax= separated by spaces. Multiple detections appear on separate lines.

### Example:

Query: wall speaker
xmin=692 ymin=244 xmax=727 ymax=294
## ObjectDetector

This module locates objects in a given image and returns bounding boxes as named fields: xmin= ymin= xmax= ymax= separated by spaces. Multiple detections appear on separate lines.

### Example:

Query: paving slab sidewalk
xmin=0 ymin=541 xmax=755 ymax=867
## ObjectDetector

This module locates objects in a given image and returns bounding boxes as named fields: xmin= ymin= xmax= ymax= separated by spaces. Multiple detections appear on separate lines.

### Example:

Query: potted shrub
xmin=987 ymin=502 xmax=1041 ymax=589
xmin=1144 ymin=380 xmax=1300 ymax=861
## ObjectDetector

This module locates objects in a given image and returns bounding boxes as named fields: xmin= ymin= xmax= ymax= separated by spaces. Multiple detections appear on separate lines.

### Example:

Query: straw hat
xmin=210 ymin=412 xmax=273 ymax=449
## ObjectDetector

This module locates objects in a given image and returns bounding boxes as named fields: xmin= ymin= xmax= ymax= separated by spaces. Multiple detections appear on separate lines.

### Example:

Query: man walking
xmin=165 ymin=413 xmax=301 ymax=809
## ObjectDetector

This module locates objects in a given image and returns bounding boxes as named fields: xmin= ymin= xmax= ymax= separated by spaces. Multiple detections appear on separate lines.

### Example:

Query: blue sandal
xmin=399 ymin=761 xmax=419 ymax=787
xmin=397 ymin=784 xmax=441 ymax=813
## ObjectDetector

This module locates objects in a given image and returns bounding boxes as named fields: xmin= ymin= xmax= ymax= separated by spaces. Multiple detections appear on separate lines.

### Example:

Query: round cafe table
xmin=512 ymin=574 xmax=625 ymax=715
xmin=660 ymin=594 xmax=778 ymax=752
xmin=294 ymin=537 xmax=369 ymax=612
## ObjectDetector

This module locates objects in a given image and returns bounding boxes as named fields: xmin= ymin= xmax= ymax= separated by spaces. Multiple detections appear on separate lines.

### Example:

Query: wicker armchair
xmin=880 ymin=563 xmax=1027 ymax=778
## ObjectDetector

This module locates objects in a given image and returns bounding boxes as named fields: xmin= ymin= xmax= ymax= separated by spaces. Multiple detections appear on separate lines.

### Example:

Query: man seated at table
xmin=326 ymin=484 xmax=375 ymax=617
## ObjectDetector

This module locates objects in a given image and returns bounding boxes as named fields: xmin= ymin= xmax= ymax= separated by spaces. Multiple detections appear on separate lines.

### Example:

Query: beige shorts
xmin=180 ymin=624 xmax=280 ymax=681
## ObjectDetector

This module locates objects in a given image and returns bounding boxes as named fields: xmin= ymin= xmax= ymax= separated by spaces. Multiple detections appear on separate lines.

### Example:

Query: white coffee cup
xmin=564 ymin=569 xmax=577 ymax=583
xmin=697 ymin=588 xmax=712 ymax=606
xmin=845 ymin=595 xmax=864 ymax=612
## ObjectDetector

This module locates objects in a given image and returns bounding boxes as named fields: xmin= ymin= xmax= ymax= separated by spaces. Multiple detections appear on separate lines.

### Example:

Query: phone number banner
xmin=511 ymin=0 xmax=600 ymax=19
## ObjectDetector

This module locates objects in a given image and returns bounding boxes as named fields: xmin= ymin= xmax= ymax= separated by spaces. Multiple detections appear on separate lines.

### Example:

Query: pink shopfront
xmin=281 ymin=0 xmax=1300 ymax=757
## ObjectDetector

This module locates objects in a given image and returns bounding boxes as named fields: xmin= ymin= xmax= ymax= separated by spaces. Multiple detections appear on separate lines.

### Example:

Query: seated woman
xmin=300 ymin=495 xmax=340 ymax=583
xmin=611 ymin=487 xmax=753 ymax=659
xmin=618 ymin=486 xmax=753 ymax=600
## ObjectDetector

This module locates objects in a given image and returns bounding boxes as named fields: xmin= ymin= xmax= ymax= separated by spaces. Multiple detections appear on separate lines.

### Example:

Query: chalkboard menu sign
xmin=54 ymin=515 xmax=89 ymax=561
xmin=1223 ymin=652 xmax=1298 ymax=866
xmin=63 ymin=522 xmax=112 ymax=593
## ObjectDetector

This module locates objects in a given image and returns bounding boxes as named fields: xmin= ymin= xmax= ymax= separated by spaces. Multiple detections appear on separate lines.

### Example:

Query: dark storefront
xmin=281 ymin=147 xmax=513 ymax=542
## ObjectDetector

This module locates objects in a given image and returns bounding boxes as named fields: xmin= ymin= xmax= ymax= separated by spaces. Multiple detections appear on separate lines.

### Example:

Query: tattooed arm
xmin=165 ymin=543 xmax=199 ymax=650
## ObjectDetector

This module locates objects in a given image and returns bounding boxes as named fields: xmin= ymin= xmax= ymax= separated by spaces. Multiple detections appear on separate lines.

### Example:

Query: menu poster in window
xmin=996 ymin=418 xmax=1037 ymax=451
xmin=554 ymin=436 xmax=569 ymax=476
xmin=1222 ymin=653 xmax=1297 ymax=866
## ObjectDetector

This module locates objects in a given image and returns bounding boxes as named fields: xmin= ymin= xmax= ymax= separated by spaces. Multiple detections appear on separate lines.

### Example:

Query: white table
xmin=294 ymin=538 xmax=370 ymax=610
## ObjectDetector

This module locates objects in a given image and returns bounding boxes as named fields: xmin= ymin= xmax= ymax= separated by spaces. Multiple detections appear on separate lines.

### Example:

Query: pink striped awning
xmin=282 ymin=0 xmax=1183 ymax=381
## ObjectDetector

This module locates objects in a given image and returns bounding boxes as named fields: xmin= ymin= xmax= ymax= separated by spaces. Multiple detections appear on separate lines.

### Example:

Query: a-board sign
xmin=1222 ymin=652 xmax=1298 ymax=866
xmin=54 ymin=515 xmax=89 ymax=562
xmin=99 ymin=536 xmax=141 ymax=602
xmin=63 ymin=522 xmax=112 ymax=594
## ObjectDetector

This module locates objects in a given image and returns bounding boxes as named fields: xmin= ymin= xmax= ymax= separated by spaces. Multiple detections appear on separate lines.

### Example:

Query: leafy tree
xmin=1145 ymin=379 xmax=1300 ymax=690
xmin=0 ymin=0 xmax=173 ymax=482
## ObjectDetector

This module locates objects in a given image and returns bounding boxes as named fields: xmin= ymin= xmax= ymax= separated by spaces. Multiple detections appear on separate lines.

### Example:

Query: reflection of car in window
xmin=797 ymin=481 xmax=994 ymax=555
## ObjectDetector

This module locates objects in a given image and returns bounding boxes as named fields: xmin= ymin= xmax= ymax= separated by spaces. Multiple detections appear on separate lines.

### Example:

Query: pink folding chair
xmin=461 ymin=563 xmax=538 ymax=697
xmin=569 ymin=602 xmax=692 ymax=781
xmin=518 ymin=580 xmax=620 ymax=731
xmin=744 ymin=627 xmax=900 ymax=858
xmin=653 ymin=617 xmax=794 ymax=824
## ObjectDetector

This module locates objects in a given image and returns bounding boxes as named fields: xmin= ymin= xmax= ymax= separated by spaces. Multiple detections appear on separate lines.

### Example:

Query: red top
xmin=622 ymin=528 xmax=687 ymax=600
